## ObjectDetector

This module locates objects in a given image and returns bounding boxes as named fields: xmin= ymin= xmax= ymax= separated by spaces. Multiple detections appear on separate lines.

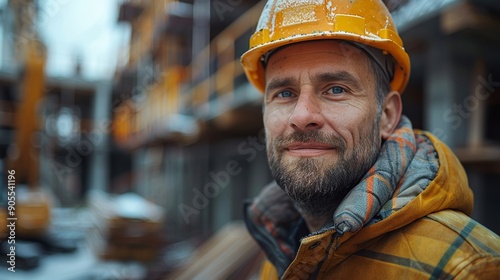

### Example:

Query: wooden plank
xmin=467 ymin=59 xmax=487 ymax=148
xmin=87 ymin=191 xmax=166 ymax=262
xmin=454 ymin=145 xmax=500 ymax=164
xmin=167 ymin=222 xmax=262 ymax=280
xmin=441 ymin=2 xmax=500 ymax=34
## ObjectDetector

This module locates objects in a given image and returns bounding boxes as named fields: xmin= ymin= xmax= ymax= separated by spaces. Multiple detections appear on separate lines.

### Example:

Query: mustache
xmin=273 ymin=130 xmax=346 ymax=149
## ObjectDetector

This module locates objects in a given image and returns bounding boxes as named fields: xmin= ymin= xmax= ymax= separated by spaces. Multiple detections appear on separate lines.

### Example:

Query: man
xmin=240 ymin=0 xmax=500 ymax=279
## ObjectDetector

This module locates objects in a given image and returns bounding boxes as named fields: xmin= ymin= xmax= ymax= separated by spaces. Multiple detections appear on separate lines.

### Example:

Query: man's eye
xmin=326 ymin=86 xmax=345 ymax=95
xmin=277 ymin=91 xmax=294 ymax=98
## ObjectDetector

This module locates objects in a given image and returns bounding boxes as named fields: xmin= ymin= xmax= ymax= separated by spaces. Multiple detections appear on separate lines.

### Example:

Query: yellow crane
xmin=1 ymin=0 xmax=51 ymax=238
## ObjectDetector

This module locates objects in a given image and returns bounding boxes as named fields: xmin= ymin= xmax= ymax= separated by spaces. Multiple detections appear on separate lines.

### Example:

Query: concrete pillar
xmin=88 ymin=81 xmax=112 ymax=192
xmin=424 ymin=40 xmax=469 ymax=148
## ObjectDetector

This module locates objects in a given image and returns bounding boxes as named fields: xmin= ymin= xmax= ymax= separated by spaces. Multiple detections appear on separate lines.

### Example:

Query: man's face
xmin=263 ymin=40 xmax=383 ymax=216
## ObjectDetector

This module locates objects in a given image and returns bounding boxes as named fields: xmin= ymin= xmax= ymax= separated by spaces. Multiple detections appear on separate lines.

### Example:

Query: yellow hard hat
xmin=241 ymin=0 xmax=411 ymax=94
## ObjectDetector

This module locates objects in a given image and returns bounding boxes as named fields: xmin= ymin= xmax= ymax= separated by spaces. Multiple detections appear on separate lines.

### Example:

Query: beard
xmin=267 ymin=119 xmax=381 ymax=219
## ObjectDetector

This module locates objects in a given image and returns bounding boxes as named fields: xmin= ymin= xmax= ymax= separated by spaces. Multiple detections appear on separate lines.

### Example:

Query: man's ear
xmin=380 ymin=91 xmax=402 ymax=139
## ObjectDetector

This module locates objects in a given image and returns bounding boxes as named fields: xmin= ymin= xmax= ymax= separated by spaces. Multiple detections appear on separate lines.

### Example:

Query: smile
xmin=285 ymin=142 xmax=335 ymax=157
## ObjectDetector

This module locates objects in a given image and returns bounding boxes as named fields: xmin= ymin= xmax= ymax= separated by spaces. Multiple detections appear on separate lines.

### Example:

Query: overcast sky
xmin=37 ymin=0 xmax=130 ymax=80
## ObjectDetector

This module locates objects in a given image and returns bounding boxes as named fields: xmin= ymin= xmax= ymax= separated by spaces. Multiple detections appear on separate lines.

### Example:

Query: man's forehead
xmin=264 ymin=40 xmax=394 ymax=85
xmin=266 ymin=40 xmax=364 ymax=67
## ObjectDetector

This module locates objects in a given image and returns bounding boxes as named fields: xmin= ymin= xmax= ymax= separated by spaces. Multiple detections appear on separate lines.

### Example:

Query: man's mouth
xmin=285 ymin=142 xmax=335 ymax=157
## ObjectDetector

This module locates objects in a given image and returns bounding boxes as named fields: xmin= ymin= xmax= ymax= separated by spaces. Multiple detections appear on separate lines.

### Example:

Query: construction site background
xmin=0 ymin=0 xmax=499 ymax=279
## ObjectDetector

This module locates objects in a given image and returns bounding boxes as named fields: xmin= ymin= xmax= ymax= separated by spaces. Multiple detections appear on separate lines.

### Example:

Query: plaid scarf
xmin=333 ymin=116 xmax=439 ymax=234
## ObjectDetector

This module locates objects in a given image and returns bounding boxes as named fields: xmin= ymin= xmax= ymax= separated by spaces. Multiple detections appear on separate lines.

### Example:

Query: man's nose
xmin=289 ymin=92 xmax=324 ymax=131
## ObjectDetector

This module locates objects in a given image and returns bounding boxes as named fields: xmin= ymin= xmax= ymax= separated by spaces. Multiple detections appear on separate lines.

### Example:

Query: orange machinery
xmin=0 ymin=41 xmax=51 ymax=238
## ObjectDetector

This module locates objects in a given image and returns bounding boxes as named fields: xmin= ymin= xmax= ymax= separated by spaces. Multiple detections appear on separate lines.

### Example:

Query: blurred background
xmin=0 ymin=0 xmax=499 ymax=279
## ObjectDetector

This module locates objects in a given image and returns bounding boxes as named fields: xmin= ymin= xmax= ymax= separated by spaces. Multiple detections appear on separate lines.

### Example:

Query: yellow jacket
xmin=245 ymin=126 xmax=500 ymax=279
